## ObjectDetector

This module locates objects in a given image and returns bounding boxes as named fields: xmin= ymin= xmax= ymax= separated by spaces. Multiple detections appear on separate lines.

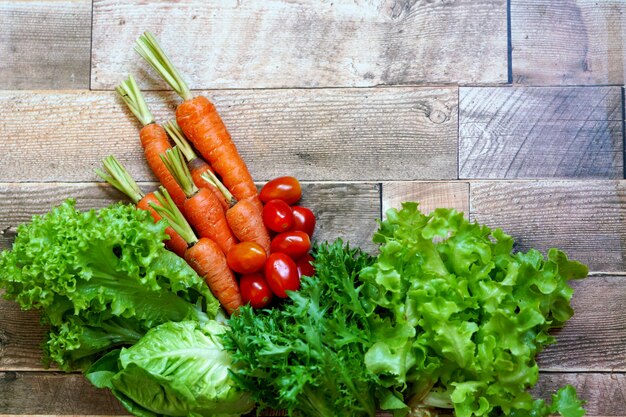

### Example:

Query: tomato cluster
xmin=226 ymin=176 xmax=316 ymax=309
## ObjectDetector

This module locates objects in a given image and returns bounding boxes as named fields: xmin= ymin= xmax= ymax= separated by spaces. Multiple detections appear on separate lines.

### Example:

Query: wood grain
xmin=532 ymin=373 xmax=626 ymax=416
xmin=538 ymin=276 xmax=626 ymax=372
xmin=459 ymin=87 xmax=623 ymax=179
xmin=0 ymin=0 xmax=91 ymax=89
xmin=91 ymin=0 xmax=507 ymax=89
xmin=512 ymin=0 xmax=626 ymax=85
xmin=469 ymin=180 xmax=626 ymax=272
xmin=0 ymin=372 xmax=126 ymax=415
xmin=0 ymin=88 xmax=457 ymax=182
xmin=381 ymin=181 xmax=469 ymax=216
xmin=0 ymin=371 xmax=622 ymax=416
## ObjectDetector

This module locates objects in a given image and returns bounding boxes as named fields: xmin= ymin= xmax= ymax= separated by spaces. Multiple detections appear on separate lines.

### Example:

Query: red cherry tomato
xmin=262 ymin=200 xmax=294 ymax=233
xmin=260 ymin=176 xmax=302 ymax=205
xmin=296 ymin=254 xmax=315 ymax=278
xmin=264 ymin=253 xmax=300 ymax=298
xmin=226 ymin=242 xmax=267 ymax=274
xmin=239 ymin=273 xmax=273 ymax=309
xmin=291 ymin=206 xmax=316 ymax=237
xmin=270 ymin=231 xmax=311 ymax=259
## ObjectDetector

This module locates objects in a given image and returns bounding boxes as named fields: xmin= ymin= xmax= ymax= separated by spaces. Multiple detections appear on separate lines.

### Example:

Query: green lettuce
xmin=86 ymin=320 xmax=254 ymax=417
xmin=360 ymin=203 xmax=588 ymax=417
xmin=0 ymin=199 xmax=220 ymax=370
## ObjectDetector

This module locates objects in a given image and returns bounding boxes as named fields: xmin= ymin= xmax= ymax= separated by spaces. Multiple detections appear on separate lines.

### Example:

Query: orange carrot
xmin=135 ymin=33 xmax=257 ymax=202
xmin=160 ymin=147 xmax=238 ymax=254
xmin=226 ymin=197 xmax=271 ymax=255
xmin=185 ymin=238 xmax=242 ymax=315
xmin=151 ymin=188 xmax=243 ymax=315
xmin=95 ymin=156 xmax=188 ymax=257
xmin=163 ymin=120 xmax=231 ymax=211
xmin=116 ymin=75 xmax=187 ymax=210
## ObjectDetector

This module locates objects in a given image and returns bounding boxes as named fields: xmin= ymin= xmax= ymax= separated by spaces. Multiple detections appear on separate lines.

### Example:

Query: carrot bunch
xmin=102 ymin=32 xmax=320 ymax=315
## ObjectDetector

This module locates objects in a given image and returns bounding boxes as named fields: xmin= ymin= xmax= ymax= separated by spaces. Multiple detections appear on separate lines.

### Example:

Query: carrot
xmin=95 ymin=155 xmax=188 ymax=257
xmin=150 ymin=188 xmax=243 ymax=315
xmin=226 ymin=197 xmax=271 ymax=255
xmin=163 ymin=120 xmax=232 ymax=211
xmin=116 ymin=75 xmax=187 ymax=210
xmin=160 ymin=146 xmax=238 ymax=254
xmin=135 ymin=32 xmax=257 ymax=202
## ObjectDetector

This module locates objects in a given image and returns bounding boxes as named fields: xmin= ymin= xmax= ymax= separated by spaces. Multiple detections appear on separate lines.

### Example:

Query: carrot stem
xmin=134 ymin=32 xmax=192 ymax=101
xmin=95 ymin=156 xmax=144 ymax=204
xmin=116 ymin=75 xmax=154 ymax=126
xmin=151 ymin=187 xmax=198 ymax=245
xmin=160 ymin=147 xmax=199 ymax=197
xmin=200 ymin=171 xmax=236 ymax=207
xmin=164 ymin=120 xmax=197 ymax=162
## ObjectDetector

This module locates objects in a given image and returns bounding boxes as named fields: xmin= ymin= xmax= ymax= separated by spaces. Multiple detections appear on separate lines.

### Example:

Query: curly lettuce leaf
xmin=361 ymin=203 xmax=588 ymax=417
xmin=0 ymin=199 xmax=220 ymax=370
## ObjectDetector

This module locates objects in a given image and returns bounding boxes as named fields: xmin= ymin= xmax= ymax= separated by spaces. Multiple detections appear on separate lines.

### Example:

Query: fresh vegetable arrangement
xmin=0 ymin=32 xmax=589 ymax=417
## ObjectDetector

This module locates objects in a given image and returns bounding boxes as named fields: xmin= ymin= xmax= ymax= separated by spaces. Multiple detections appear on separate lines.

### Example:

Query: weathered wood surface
xmin=0 ymin=88 xmax=457 ymax=182
xmin=3 ymin=273 xmax=622 ymax=372
xmin=459 ymin=87 xmax=623 ymax=179
xmin=0 ymin=182 xmax=380 ymax=254
xmin=469 ymin=181 xmax=626 ymax=272
xmin=91 ymin=0 xmax=507 ymax=89
xmin=512 ymin=0 xmax=626 ymax=85
xmin=382 ymin=181 xmax=469 ymax=215
xmin=0 ymin=0 xmax=91 ymax=89
xmin=0 ymin=371 xmax=622 ymax=416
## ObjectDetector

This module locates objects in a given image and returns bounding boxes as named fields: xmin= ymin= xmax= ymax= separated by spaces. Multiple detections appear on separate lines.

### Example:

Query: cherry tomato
xmin=226 ymin=242 xmax=267 ymax=274
xmin=270 ymin=231 xmax=311 ymax=259
xmin=291 ymin=206 xmax=316 ymax=237
xmin=296 ymin=254 xmax=315 ymax=278
xmin=262 ymin=199 xmax=294 ymax=233
xmin=264 ymin=253 xmax=300 ymax=298
xmin=260 ymin=176 xmax=302 ymax=205
xmin=240 ymin=273 xmax=273 ymax=309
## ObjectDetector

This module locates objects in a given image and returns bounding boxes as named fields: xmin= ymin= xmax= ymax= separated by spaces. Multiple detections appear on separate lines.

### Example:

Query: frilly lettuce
xmin=360 ymin=203 xmax=588 ymax=417
xmin=0 ymin=199 xmax=220 ymax=370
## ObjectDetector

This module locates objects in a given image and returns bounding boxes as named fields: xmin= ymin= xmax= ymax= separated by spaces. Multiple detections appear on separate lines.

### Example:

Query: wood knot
xmin=428 ymin=109 xmax=447 ymax=124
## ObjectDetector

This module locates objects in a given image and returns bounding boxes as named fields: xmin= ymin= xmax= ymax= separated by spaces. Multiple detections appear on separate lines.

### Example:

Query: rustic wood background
xmin=1 ymin=0 xmax=625 ymax=415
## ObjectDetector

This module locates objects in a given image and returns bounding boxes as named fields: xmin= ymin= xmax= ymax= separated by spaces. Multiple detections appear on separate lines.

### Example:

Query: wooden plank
xmin=0 ymin=372 xmax=126 ymax=415
xmin=469 ymin=180 xmax=626 ymax=272
xmin=512 ymin=0 xmax=626 ymax=85
xmin=532 ymin=373 xmax=626 ymax=416
xmin=0 ymin=0 xmax=91 ymax=89
xmin=91 ymin=0 xmax=507 ymax=89
xmin=381 ymin=181 xmax=469 ymax=216
xmin=0 ymin=372 xmax=622 ymax=416
xmin=0 ymin=88 xmax=457 ymax=182
xmin=459 ymin=87 xmax=623 ymax=179
xmin=538 ymin=276 xmax=626 ymax=372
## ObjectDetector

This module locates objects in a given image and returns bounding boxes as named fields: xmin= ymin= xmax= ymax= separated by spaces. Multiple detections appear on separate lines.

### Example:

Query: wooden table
xmin=1 ymin=0 xmax=625 ymax=415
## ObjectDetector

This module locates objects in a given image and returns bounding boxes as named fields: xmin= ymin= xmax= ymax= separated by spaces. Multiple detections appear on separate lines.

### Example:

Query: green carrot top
xmin=160 ymin=147 xmax=198 ymax=198
xmin=95 ymin=155 xmax=144 ymax=204
xmin=135 ymin=32 xmax=192 ymax=101
xmin=151 ymin=187 xmax=197 ymax=245
xmin=116 ymin=74 xmax=154 ymax=126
